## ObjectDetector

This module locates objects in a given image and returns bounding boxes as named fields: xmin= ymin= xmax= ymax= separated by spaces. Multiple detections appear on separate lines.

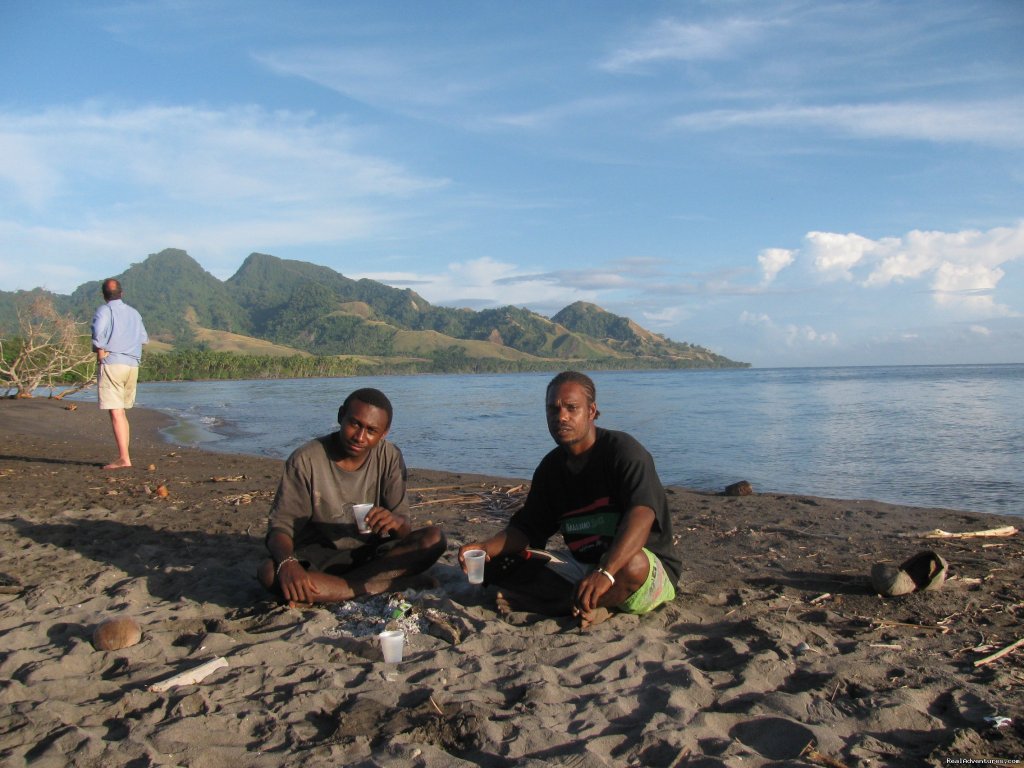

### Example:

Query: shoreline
xmin=2 ymin=397 xmax=1023 ymax=766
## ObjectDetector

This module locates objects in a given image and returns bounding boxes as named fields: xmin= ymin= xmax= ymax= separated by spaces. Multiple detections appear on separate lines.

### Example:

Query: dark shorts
xmin=294 ymin=538 xmax=398 ymax=575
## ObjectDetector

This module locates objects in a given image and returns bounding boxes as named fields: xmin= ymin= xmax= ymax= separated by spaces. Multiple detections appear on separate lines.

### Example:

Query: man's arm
xmin=368 ymin=443 xmax=412 ymax=538
xmin=91 ymin=305 xmax=111 ymax=358
xmin=266 ymin=530 xmax=320 ymax=604
xmin=458 ymin=526 xmax=531 ymax=573
xmin=574 ymin=505 xmax=655 ymax=613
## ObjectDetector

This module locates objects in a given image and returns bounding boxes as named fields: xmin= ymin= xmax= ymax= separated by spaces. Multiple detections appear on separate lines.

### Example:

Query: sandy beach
xmin=1 ymin=397 xmax=1023 ymax=767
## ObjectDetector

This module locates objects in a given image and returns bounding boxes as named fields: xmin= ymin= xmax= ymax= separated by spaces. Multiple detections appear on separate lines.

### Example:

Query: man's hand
xmin=365 ymin=506 xmax=406 ymax=537
xmin=276 ymin=559 xmax=320 ymax=604
xmin=457 ymin=541 xmax=492 ymax=575
xmin=573 ymin=569 xmax=614 ymax=614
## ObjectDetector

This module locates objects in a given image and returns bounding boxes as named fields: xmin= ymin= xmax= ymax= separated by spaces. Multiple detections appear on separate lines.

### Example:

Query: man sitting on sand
xmin=459 ymin=371 xmax=681 ymax=629
xmin=258 ymin=388 xmax=446 ymax=605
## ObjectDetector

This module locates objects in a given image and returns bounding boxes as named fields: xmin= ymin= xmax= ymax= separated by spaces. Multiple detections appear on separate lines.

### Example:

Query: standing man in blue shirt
xmin=91 ymin=278 xmax=148 ymax=470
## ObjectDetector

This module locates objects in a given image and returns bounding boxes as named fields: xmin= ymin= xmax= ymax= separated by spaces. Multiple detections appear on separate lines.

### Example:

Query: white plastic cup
xmin=464 ymin=549 xmax=487 ymax=585
xmin=379 ymin=630 xmax=405 ymax=663
xmin=352 ymin=503 xmax=373 ymax=534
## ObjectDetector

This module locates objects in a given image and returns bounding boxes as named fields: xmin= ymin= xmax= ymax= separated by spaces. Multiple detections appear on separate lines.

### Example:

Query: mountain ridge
xmin=0 ymin=248 xmax=748 ymax=371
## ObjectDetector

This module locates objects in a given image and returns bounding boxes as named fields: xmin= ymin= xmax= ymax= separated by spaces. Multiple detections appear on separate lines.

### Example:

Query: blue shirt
xmin=91 ymin=299 xmax=149 ymax=366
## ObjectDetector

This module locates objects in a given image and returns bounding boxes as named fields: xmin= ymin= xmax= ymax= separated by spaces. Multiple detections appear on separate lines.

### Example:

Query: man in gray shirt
xmin=257 ymin=388 xmax=446 ymax=605
xmin=91 ymin=278 xmax=148 ymax=470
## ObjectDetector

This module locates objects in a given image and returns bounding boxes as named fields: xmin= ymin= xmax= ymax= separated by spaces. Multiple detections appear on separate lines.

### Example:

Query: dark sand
xmin=1 ymin=398 xmax=1023 ymax=767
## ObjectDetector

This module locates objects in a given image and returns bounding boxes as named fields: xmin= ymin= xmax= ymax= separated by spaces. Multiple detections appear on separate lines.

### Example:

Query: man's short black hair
xmin=547 ymin=370 xmax=600 ymax=418
xmin=102 ymin=278 xmax=123 ymax=301
xmin=338 ymin=388 xmax=394 ymax=428
xmin=547 ymin=370 xmax=597 ymax=402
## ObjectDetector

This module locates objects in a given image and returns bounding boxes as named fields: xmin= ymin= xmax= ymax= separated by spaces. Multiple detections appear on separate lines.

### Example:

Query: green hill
xmin=63 ymin=248 xmax=251 ymax=344
xmin=1 ymin=249 xmax=749 ymax=376
xmin=553 ymin=301 xmax=735 ymax=365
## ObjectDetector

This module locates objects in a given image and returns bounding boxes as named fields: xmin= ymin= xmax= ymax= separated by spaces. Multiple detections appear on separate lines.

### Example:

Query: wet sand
xmin=1 ymin=397 xmax=1023 ymax=767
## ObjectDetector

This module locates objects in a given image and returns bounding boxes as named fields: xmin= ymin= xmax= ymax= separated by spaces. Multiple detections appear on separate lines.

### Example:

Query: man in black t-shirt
xmin=460 ymin=371 xmax=680 ymax=628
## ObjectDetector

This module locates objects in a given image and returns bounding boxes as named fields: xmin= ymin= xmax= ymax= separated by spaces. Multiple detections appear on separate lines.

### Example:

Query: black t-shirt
xmin=509 ymin=428 xmax=681 ymax=584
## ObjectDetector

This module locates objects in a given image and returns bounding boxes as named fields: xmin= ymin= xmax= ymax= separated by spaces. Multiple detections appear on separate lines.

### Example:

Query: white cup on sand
xmin=351 ymin=503 xmax=373 ymax=534
xmin=379 ymin=630 xmax=405 ymax=663
xmin=464 ymin=549 xmax=487 ymax=584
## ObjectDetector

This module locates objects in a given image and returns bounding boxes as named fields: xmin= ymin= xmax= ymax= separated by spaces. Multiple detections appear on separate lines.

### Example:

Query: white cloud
xmin=641 ymin=306 xmax=687 ymax=325
xmin=805 ymin=231 xmax=884 ymax=281
xmin=740 ymin=310 xmax=838 ymax=347
xmin=0 ymin=103 xmax=453 ymax=292
xmin=0 ymin=132 xmax=63 ymax=209
xmin=255 ymin=48 xmax=484 ymax=111
xmin=757 ymin=247 xmax=795 ymax=284
xmin=739 ymin=311 xmax=772 ymax=327
xmin=478 ymin=96 xmax=634 ymax=132
xmin=970 ymin=324 xmax=992 ymax=336
xmin=802 ymin=223 xmax=1024 ymax=317
xmin=931 ymin=262 xmax=1007 ymax=313
xmin=601 ymin=17 xmax=770 ymax=72
xmin=353 ymin=257 xmax=595 ymax=309
xmin=0 ymin=104 xmax=446 ymax=210
xmin=671 ymin=101 xmax=1024 ymax=148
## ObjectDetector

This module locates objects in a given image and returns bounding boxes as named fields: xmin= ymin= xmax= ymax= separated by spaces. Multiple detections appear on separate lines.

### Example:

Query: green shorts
xmin=542 ymin=547 xmax=676 ymax=615
xmin=618 ymin=548 xmax=676 ymax=615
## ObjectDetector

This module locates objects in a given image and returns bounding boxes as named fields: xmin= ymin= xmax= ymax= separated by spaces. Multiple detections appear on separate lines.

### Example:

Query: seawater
xmin=74 ymin=365 xmax=1024 ymax=517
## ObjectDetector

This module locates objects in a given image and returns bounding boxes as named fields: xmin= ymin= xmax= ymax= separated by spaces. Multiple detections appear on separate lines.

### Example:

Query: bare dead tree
xmin=0 ymin=295 xmax=96 ymax=399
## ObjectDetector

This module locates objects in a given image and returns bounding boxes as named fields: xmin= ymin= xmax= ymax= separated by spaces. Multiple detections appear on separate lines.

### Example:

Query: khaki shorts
xmin=98 ymin=364 xmax=139 ymax=410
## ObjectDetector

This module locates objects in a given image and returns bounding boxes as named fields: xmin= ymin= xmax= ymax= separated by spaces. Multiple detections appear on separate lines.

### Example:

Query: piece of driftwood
xmin=409 ymin=483 xmax=528 ymax=515
xmin=974 ymin=637 xmax=1024 ymax=668
xmin=149 ymin=656 xmax=229 ymax=692
xmin=920 ymin=526 xmax=1018 ymax=539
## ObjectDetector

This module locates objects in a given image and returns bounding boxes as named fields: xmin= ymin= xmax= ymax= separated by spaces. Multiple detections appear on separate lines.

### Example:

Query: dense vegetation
xmin=134 ymin=346 xmax=744 ymax=382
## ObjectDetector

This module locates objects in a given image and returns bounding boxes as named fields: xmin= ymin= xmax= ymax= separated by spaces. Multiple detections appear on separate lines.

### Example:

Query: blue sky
xmin=1 ymin=1 xmax=1022 ymax=367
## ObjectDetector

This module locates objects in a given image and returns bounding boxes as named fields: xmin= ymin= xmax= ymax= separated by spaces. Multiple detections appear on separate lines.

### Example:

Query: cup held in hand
xmin=464 ymin=549 xmax=487 ymax=584
xmin=352 ymin=503 xmax=373 ymax=534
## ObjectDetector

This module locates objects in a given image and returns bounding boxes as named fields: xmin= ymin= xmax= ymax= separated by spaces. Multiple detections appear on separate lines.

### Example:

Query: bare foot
xmin=102 ymin=460 xmax=132 ymax=470
xmin=496 ymin=591 xmax=514 ymax=616
xmin=494 ymin=588 xmax=570 ymax=617
xmin=576 ymin=606 xmax=612 ymax=630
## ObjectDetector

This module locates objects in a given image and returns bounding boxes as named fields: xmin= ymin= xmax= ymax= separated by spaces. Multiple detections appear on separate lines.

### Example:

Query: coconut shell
xmin=92 ymin=616 xmax=142 ymax=651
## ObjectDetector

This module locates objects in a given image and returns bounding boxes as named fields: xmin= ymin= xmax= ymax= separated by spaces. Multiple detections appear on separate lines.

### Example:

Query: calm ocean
xmin=80 ymin=365 xmax=1023 ymax=517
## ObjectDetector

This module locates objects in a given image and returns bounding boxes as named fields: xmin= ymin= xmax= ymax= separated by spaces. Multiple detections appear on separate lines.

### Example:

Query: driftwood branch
xmin=409 ymin=483 xmax=528 ymax=516
xmin=974 ymin=637 xmax=1024 ymax=667
xmin=149 ymin=656 xmax=229 ymax=692
xmin=918 ymin=526 xmax=1018 ymax=539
